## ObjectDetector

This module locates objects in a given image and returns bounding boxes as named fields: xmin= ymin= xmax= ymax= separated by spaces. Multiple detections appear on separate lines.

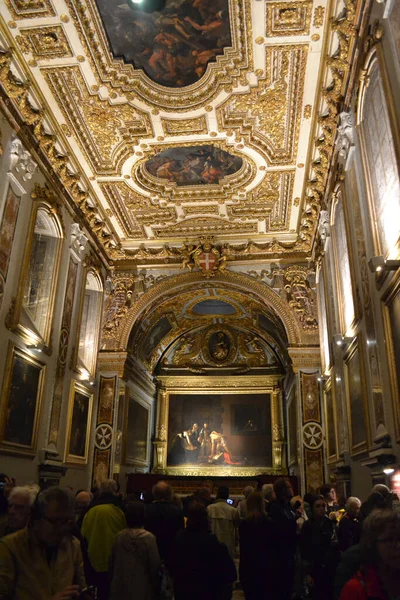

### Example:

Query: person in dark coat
xmin=169 ymin=502 xmax=237 ymax=600
xmin=299 ymin=495 xmax=340 ymax=600
xmin=268 ymin=478 xmax=297 ymax=600
xmin=239 ymin=491 xmax=274 ymax=600
xmin=338 ymin=497 xmax=361 ymax=553
xmin=144 ymin=480 xmax=184 ymax=565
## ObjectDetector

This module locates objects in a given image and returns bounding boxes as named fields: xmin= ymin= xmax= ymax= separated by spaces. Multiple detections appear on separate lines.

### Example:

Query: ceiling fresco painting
xmin=94 ymin=0 xmax=231 ymax=88
xmin=145 ymin=145 xmax=243 ymax=185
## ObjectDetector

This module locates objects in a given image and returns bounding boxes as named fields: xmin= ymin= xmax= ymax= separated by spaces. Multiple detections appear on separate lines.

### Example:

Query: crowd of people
xmin=0 ymin=472 xmax=399 ymax=600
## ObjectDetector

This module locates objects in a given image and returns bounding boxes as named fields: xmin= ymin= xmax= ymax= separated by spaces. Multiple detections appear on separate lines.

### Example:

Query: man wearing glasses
xmin=0 ymin=487 xmax=92 ymax=600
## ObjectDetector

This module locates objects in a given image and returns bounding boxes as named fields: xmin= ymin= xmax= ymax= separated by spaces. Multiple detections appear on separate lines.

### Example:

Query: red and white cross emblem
xmin=198 ymin=252 xmax=216 ymax=271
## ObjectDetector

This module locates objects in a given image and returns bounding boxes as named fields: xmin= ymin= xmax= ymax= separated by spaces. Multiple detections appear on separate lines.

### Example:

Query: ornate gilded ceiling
xmin=0 ymin=0 xmax=359 ymax=266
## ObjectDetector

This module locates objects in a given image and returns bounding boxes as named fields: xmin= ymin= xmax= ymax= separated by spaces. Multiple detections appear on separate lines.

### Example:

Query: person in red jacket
xmin=339 ymin=509 xmax=400 ymax=600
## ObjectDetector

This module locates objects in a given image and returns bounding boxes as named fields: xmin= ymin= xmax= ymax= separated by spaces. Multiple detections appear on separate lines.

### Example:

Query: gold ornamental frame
xmin=153 ymin=375 xmax=286 ymax=477
xmin=0 ymin=343 xmax=46 ymax=456
xmin=64 ymin=380 xmax=94 ymax=466
xmin=323 ymin=375 xmax=338 ymax=463
xmin=343 ymin=336 xmax=370 ymax=456
xmin=72 ymin=267 xmax=104 ymax=378
xmin=357 ymin=45 xmax=400 ymax=262
xmin=6 ymin=195 xmax=64 ymax=350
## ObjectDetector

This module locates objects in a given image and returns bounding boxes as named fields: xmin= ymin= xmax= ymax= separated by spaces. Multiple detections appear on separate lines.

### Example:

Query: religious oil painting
xmin=345 ymin=342 xmax=368 ymax=453
xmin=95 ymin=0 xmax=231 ymax=88
xmin=0 ymin=187 xmax=20 ymax=280
xmin=65 ymin=381 xmax=93 ymax=465
xmin=143 ymin=315 xmax=173 ymax=362
xmin=124 ymin=395 xmax=150 ymax=465
xmin=144 ymin=145 xmax=242 ymax=186
xmin=0 ymin=345 xmax=45 ymax=455
xmin=325 ymin=385 xmax=337 ymax=460
xmin=98 ymin=376 xmax=116 ymax=424
xmin=167 ymin=393 xmax=272 ymax=468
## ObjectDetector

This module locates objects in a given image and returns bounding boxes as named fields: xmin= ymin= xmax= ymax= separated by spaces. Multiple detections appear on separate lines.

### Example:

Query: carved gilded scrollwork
xmin=283 ymin=266 xmax=318 ymax=331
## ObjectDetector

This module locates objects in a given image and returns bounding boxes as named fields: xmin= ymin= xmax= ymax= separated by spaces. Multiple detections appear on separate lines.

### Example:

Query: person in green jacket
xmin=81 ymin=479 xmax=126 ymax=600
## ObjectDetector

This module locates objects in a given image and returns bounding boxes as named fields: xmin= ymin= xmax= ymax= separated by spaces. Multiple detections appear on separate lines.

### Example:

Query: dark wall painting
xmin=95 ymin=0 xmax=231 ymax=88
xmin=0 ymin=346 xmax=45 ymax=454
xmin=167 ymin=393 xmax=272 ymax=467
xmin=145 ymin=145 xmax=242 ymax=185
xmin=125 ymin=396 xmax=149 ymax=464
xmin=143 ymin=315 xmax=173 ymax=362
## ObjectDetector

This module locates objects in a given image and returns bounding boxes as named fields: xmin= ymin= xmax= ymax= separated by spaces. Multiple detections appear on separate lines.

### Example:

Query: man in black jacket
xmin=268 ymin=478 xmax=297 ymax=600
xmin=145 ymin=480 xmax=184 ymax=564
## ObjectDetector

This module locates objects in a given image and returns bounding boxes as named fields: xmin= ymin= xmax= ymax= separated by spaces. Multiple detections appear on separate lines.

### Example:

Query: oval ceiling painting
xmin=95 ymin=0 xmax=231 ymax=88
xmin=145 ymin=145 xmax=243 ymax=185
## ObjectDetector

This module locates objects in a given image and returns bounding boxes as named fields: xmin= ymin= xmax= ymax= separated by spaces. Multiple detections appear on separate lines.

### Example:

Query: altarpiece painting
xmin=167 ymin=393 xmax=272 ymax=467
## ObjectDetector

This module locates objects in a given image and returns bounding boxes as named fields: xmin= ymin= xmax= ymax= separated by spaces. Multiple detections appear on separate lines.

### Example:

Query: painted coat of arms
xmin=181 ymin=240 xmax=227 ymax=277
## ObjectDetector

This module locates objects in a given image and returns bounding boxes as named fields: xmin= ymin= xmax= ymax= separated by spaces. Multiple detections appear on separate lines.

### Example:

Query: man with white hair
xmin=261 ymin=483 xmax=275 ymax=512
xmin=338 ymin=496 xmax=361 ymax=552
xmin=0 ymin=485 xmax=39 ymax=538
xmin=81 ymin=479 xmax=126 ymax=600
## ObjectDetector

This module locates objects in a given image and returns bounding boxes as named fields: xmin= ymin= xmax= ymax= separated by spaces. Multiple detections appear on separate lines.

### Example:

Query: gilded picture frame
xmin=330 ymin=185 xmax=358 ymax=336
xmin=154 ymin=375 xmax=285 ymax=477
xmin=344 ymin=337 xmax=369 ymax=455
xmin=64 ymin=380 xmax=93 ymax=466
xmin=287 ymin=391 xmax=298 ymax=467
xmin=123 ymin=394 xmax=150 ymax=467
xmin=6 ymin=194 xmax=64 ymax=349
xmin=381 ymin=271 xmax=400 ymax=441
xmin=0 ymin=343 xmax=46 ymax=456
xmin=72 ymin=267 xmax=104 ymax=379
xmin=357 ymin=45 xmax=400 ymax=261
xmin=0 ymin=180 xmax=22 ymax=281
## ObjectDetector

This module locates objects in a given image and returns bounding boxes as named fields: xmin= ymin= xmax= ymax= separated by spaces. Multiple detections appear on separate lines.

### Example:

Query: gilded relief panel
xmin=42 ymin=67 xmax=153 ymax=175
xmin=153 ymin=217 xmax=258 ymax=239
xmin=5 ymin=0 xmax=55 ymax=19
xmin=266 ymin=1 xmax=313 ymax=37
xmin=216 ymin=45 xmax=308 ymax=164
xmin=16 ymin=27 xmax=73 ymax=60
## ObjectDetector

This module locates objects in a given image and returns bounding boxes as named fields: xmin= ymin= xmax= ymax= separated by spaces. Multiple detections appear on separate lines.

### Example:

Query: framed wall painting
xmin=0 ymin=344 xmax=45 ymax=455
xmin=166 ymin=392 xmax=272 ymax=468
xmin=331 ymin=189 xmax=357 ymax=335
xmin=7 ymin=194 xmax=64 ymax=348
xmin=382 ymin=272 xmax=400 ymax=441
xmin=0 ymin=184 xmax=21 ymax=280
xmin=124 ymin=394 xmax=150 ymax=466
xmin=324 ymin=379 xmax=337 ymax=462
xmin=344 ymin=339 xmax=369 ymax=455
xmin=357 ymin=47 xmax=400 ymax=259
xmin=288 ymin=392 xmax=297 ymax=466
xmin=64 ymin=380 xmax=93 ymax=465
